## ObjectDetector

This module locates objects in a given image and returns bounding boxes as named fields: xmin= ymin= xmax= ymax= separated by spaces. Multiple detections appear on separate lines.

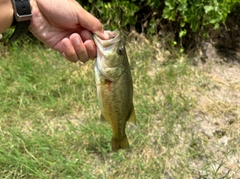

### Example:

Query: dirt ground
xmin=191 ymin=60 xmax=240 ymax=177
xmin=188 ymin=25 xmax=240 ymax=177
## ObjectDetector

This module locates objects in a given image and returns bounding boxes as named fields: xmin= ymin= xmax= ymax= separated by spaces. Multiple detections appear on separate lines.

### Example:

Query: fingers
xmin=70 ymin=34 xmax=88 ymax=63
xmin=80 ymin=30 xmax=93 ymax=42
xmin=84 ymin=40 xmax=97 ymax=59
xmin=62 ymin=38 xmax=80 ymax=63
xmin=61 ymin=33 xmax=97 ymax=63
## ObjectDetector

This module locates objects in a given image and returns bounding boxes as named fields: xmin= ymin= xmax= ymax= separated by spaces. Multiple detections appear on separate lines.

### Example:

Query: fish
xmin=93 ymin=30 xmax=136 ymax=152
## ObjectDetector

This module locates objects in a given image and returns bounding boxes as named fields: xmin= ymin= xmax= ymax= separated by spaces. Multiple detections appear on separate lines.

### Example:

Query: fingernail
xmin=88 ymin=43 xmax=94 ymax=51
xmin=63 ymin=40 xmax=71 ymax=49
xmin=73 ymin=37 xmax=80 ymax=46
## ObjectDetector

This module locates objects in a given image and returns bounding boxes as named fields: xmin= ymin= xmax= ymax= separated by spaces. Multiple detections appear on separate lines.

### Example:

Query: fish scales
xmin=93 ymin=30 xmax=136 ymax=151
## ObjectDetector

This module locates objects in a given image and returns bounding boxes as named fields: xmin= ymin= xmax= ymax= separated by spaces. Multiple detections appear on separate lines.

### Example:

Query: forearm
xmin=0 ymin=0 xmax=14 ymax=33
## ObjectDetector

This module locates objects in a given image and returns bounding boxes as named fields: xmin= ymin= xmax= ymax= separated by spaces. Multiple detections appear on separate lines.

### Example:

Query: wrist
xmin=0 ymin=0 xmax=14 ymax=33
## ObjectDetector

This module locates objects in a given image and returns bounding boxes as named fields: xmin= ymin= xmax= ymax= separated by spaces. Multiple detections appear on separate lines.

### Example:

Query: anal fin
xmin=100 ymin=113 xmax=106 ymax=122
xmin=128 ymin=107 xmax=136 ymax=125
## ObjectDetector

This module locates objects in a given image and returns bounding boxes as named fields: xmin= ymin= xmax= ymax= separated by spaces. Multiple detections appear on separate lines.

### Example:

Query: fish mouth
xmin=93 ymin=31 xmax=120 ymax=49
xmin=93 ymin=31 xmax=122 ymax=81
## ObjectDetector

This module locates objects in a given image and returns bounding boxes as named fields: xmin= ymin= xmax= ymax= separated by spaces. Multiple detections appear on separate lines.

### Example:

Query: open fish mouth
xmin=93 ymin=31 xmax=120 ymax=48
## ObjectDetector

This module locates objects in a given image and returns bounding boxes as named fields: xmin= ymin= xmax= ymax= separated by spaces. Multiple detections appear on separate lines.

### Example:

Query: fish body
xmin=93 ymin=31 xmax=136 ymax=151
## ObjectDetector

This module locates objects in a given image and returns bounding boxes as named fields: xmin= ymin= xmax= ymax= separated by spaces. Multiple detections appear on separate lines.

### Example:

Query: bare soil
xmin=188 ymin=23 xmax=240 ymax=176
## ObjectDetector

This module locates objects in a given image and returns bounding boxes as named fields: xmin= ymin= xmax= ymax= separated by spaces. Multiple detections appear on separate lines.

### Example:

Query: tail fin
xmin=112 ymin=136 xmax=129 ymax=152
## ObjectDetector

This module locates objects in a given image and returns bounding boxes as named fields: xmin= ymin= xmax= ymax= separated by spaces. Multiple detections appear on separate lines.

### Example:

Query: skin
xmin=0 ymin=0 xmax=13 ymax=33
xmin=0 ymin=0 xmax=109 ymax=63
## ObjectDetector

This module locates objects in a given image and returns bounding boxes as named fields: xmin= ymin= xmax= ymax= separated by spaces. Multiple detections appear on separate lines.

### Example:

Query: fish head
xmin=93 ymin=31 xmax=129 ymax=81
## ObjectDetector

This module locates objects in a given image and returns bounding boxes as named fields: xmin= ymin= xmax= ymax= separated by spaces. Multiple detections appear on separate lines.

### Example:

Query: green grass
xmin=0 ymin=34 xmax=239 ymax=178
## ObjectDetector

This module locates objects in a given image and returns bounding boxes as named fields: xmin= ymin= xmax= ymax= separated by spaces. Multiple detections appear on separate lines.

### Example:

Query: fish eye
xmin=118 ymin=47 xmax=124 ymax=55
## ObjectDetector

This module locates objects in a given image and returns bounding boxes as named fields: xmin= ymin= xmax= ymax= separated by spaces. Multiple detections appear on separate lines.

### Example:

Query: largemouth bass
xmin=93 ymin=31 xmax=136 ymax=152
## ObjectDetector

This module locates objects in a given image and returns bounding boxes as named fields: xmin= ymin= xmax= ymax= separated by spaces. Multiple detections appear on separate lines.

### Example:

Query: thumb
xmin=77 ymin=7 xmax=109 ymax=40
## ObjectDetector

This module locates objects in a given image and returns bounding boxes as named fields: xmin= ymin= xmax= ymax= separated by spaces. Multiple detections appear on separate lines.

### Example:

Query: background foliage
xmin=77 ymin=0 xmax=240 ymax=49
xmin=78 ymin=0 xmax=239 ymax=31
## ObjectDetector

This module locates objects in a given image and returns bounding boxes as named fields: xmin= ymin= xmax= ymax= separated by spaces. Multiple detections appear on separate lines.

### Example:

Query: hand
xmin=29 ymin=0 xmax=108 ymax=63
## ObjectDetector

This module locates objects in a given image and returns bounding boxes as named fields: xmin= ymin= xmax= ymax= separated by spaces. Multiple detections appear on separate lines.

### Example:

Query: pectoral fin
xmin=128 ymin=107 xmax=136 ymax=125
xmin=101 ymin=113 xmax=112 ymax=125
xmin=100 ymin=113 xmax=107 ymax=122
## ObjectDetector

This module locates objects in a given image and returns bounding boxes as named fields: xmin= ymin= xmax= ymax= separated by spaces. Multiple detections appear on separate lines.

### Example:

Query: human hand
xmin=29 ymin=0 xmax=108 ymax=63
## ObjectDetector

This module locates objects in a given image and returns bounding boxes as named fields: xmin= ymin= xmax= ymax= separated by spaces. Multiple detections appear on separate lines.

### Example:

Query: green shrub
xmin=78 ymin=0 xmax=141 ymax=30
xmin=78 ymin=0 xmax=239 ymax=33
xmin=76 ymin=0 xmax=239 ymax=49
xmin=162 ymin=0 xmax=235 ymax=35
